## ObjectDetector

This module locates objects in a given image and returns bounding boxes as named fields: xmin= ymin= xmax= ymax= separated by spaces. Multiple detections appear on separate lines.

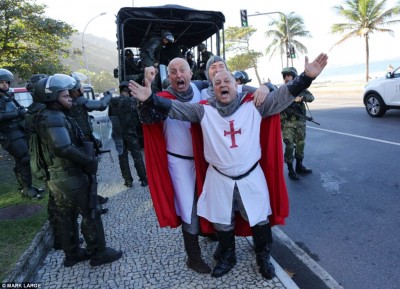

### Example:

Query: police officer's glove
xmin=18 ymin=108 xmax=27 ymax=119
xmin=103 ymin=90 xmax=112 ymax=97
xmin=84 ymin=158 xmax=98 ymax=175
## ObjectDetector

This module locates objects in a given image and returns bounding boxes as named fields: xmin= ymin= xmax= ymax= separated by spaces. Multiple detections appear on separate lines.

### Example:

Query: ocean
xmin=317 ymin=58 xmax=399 ymax=82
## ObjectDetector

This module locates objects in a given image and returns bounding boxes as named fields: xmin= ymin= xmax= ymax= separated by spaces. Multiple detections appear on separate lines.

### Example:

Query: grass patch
xmin=0 ymin=148 xmax=48 ymax=281
xmin=0 ymin=208 xmax=48 ymax=281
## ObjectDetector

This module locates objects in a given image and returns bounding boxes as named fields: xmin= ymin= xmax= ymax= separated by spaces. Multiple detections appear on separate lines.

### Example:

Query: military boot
xmin=182 ymin=231 xmax=211 ymax=273
xmin=22 ymin=187 xmax=43 ymax=199
xmin=287 ymin=162 xmax=299 ymax=180
xmin=295 ymin=158 xmax=312 ymax=174
xmin=252 ymin=224 xmax=275 ymax=280
xmin=86 ymin=218 xmax=123 ymax=267
xmin=211 ymin=230 xmax=237 ymax=278
xmin=64 ymin=248 xmax=91 ymax=267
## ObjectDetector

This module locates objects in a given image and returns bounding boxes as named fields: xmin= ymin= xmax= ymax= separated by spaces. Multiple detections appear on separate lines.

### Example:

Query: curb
xmin=3 ymin=222 xmax=52 ymax=283
xmin=272 ymin=227 xmax=344 ymax=289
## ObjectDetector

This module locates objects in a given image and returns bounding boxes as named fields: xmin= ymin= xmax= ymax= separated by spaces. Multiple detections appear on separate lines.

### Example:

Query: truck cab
xmin=113 ymin=4 xmax=225 ymax=89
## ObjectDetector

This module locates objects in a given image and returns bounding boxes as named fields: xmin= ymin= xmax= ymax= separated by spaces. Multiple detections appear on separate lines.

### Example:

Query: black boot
xmin=86 ymin=218 xmax=123 ymax=267
xmin=287 ymin=162 xmax=299 ymax=180
xmin=64 ymin=248 xmax=90 ymax=267
xmin=97 ymin=195 xmax=109 ymax=205
xmin=252 ymin=224 xmax=275 ymax=280
xmin=211 ymin=230 xmax=236 ymax=278
xmin=182 ymin=231 xmax=211 ymax=273
xmin=296 ymin=158 xmax=312 ymax=174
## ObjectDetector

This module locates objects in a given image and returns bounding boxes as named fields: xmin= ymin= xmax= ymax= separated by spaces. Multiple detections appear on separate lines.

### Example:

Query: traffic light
xmin=240 ymin=9 xmax=248 ymax=27
xmin=290 ymin=46 xmax=296 ymax=58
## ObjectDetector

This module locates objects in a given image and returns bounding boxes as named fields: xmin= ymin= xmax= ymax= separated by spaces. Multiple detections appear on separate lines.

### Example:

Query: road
xmin=279 ymin=91 xmax=400 ymax=289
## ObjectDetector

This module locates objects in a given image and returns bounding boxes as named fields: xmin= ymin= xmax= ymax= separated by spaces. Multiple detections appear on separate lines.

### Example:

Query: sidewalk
xmin=32 ymin=137 xmax=299 ymax=288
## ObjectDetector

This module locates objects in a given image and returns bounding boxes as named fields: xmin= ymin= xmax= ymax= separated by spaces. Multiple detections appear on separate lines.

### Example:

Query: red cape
xmin=142 ymin=91 xmax=181 ymax=228
xmin=143 ymin=92 xmax=289 ymax=236
xmin=191 ymin=95 xmax=289 ymax=236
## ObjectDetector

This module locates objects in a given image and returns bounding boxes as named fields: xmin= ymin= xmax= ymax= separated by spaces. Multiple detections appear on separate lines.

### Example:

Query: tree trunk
xmin=365 ymin=35 xmax=370 ymax=82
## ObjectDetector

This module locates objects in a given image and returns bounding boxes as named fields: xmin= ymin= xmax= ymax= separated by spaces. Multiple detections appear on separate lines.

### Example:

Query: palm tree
xmin=264 ymin=12 xmax=311 ymax=68
xmin=331 ymin=0 xmax=400 ymax=82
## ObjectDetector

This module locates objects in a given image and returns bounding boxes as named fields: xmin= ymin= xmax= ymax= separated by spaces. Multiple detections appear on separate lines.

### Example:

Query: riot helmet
xmin=233 ymin=70 xmax=251 ymax=84
xmin=197 ymin=43 xmax=207 ymax=51
xmin=162 ymin=31 xmax=174 ymax=43
xmin=33 ymin=74 xmax=76 ymax=103
xmin=125 ymin=49 xmax=134 ymax=57
xmin=0 ymin=68 xmax=14 ymax=85
xmin=281 ymin=67 xmax=298 ymax=79
xmin=69 ymin=72 xmax=86 ymax=92
xmin=26 ymin=74 xmax=48 ymax=92
xmin=119 ymin=81 xmax=130 ymax=91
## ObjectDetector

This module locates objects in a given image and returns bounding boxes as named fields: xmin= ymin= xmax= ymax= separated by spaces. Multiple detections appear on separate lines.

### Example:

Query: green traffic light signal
xmin=240 ymin=9 xmax=248 ymax=27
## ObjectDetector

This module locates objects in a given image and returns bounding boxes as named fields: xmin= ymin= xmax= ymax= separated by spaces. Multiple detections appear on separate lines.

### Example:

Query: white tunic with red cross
xmin=197 ymin=101 xmax=272 ymax=226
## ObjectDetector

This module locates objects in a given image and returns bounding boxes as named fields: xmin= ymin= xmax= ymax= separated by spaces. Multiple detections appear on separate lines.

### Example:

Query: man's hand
xmin=253 ymin=85 xmax=270 ymax=107
xmin=144 ymin=66 xmax=157 ymax=84
xmin=129 ymin=78 xmax=152 ymax=103
xmin=304 ymin=53 xmax=328 ymax=78
xmin=294 ymin=96 xmax=303 ymax=103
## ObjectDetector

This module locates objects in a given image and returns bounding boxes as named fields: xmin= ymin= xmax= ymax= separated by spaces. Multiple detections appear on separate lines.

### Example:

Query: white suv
xmin=363 ymin=66 xmax=400 ymax=117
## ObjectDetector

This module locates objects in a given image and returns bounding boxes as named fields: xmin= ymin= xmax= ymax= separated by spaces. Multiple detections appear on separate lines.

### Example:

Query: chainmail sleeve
xmin=168 ymin=101 xmax=204 ymax=123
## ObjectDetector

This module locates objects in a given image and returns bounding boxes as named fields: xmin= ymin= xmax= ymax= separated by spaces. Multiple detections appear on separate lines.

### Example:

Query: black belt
xmin=167 ymin=151 xmax=194 ymax=160
xmin=212 ymin=162 xmax=258 ymax=180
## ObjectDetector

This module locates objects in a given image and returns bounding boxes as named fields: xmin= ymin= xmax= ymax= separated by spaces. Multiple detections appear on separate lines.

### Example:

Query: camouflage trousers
xmin=47 ymin=172 xmax=102 ymax=255
xmin=281 ymin=123 xmax=306 ymax=163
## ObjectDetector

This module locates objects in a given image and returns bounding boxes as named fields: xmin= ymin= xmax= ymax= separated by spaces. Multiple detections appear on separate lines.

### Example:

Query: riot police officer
xmin=108 ymin=81 xmax=147 ymax=188
xmin=140 ymin=31 xmax=175 ymax=68
xmin=0 ymin=68 xmax=42 ymax=199
xmin=233 ymin=70 xmax=252 ymax=85
xmin=67 ymin=73 xmax=112 ymax=209
xmin=195 ymin=43 xmax=213 ymax=80
xmin=31 ymin=74 xmax=122 ymax=267
xmin=280 ymin=67 xmax=314 ymax=180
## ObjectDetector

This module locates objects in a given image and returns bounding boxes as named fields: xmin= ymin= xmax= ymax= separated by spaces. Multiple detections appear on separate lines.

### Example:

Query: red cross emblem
xmin=224 ymin=120 xmax=241 ymax=148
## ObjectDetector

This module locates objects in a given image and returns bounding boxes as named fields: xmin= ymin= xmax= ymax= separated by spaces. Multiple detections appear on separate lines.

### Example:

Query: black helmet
xmin=33 ymin=74 xmax=76 ymax=103
xmin=186 ymin=51 xmax=193 ymax=58
xmin=281 ymin=67 xmax=298 ymax=78
xmin=125 ymin=49 xmax=133 ymax=57
xmin=233 ymin=70 xmax=251 ymax=84
xmin=0 ymin=68 xmax=14 ymax=85
xmin=162 ymin=31 xmax=174 ymax=43
xmin=26 ymin=74 xmax=49 ymax=92
xmin=70 ymin=72 xmax=88 ymax=92
xmin=197 ymin=43 xmax=207 ymax=51
xmin=119 ymin=81 xmax=130 ymax=92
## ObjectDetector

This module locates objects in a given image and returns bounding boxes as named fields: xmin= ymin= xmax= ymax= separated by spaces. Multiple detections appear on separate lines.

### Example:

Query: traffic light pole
xmin=247 ymin=11 xmax=291 ymax=64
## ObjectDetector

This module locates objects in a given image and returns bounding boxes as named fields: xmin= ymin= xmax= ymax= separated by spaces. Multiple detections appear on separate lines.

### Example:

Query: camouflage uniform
xmin=281 ymin=89 xmax=314 ymax=162
xmin=108 ymin=86 xmax=147 ymax=187
xmin=280 ymin=66 xmax=314 ymax=180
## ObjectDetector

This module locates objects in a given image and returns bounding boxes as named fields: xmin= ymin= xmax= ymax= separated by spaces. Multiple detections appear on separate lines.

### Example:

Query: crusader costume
xmin=138 ymin=69 xmax=317 ymax=279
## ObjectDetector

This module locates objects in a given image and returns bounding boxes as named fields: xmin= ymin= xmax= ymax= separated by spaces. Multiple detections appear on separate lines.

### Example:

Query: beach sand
xmin=309 ymin=80 xmax=366 ymax=95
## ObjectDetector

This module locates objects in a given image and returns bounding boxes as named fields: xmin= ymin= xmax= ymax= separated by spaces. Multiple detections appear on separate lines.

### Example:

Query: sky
xmin=36 ymin=0 xmax=400 ymax=83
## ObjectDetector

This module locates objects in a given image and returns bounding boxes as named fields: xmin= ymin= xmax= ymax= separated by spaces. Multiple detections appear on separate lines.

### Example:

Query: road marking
xmin=308 ymin=126 xmax=400 ymax=146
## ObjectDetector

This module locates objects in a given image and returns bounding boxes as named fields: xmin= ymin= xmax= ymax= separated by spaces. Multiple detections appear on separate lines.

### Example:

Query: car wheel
xmin=365 ymin=93 xmax=386 ymax=117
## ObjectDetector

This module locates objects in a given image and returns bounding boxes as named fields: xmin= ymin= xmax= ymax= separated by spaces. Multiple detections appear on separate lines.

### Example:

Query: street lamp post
xmin=82 ymin=12 xmax=107 ymax=85
xmin=248 ymin=11 xmax=291 ymax=66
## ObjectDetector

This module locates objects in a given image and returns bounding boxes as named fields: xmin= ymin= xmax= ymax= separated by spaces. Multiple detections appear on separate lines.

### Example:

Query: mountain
xmin=65 ymin=33 xmax=118 ymax=74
